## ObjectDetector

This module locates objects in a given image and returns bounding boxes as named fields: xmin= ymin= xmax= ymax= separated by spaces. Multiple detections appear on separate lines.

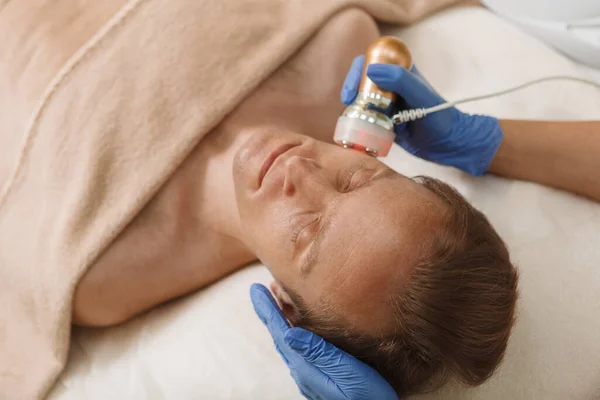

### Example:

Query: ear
xmin=270 ymin=281 xmax=301 ymax=325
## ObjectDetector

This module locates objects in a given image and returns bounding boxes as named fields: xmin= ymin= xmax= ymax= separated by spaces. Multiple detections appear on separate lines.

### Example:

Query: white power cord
xmin=391 ymin=75 xmax=600 ymax=124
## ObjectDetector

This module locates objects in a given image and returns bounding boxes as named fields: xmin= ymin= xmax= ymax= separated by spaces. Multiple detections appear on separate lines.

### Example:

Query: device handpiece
xmin=334 ymin=36 xmax=412 ymax=157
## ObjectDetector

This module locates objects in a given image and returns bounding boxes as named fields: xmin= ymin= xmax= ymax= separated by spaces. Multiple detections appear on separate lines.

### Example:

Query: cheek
xmin=243 ymin=202 xmax=293 ymax=261
xmin=260 ymin=260 xmax=297 ymax=299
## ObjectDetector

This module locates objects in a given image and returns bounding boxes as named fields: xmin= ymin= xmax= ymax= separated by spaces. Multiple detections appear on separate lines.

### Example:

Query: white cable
xmin=391 ymin=75 xmax=600 ymax=124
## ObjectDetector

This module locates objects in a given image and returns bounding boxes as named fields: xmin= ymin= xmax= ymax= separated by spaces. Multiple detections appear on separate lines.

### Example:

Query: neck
xmin=192 ymin=123 xmax=255 ymax=242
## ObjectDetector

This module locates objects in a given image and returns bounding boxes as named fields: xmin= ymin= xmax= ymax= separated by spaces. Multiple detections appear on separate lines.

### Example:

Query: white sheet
xmin=49 ymin=7 xmax=600 ymax=400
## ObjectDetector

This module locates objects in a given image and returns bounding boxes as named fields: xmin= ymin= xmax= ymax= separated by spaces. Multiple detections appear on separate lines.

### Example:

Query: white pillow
xmin=50 ymin=7 xmax=600 ymax=400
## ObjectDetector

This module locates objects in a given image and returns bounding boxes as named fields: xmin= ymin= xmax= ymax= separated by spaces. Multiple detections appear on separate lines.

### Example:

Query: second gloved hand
xmin=250 ymin=284 xmax=398 ymax=400
xmin=341 ymin=56 xmax=503 ymax=176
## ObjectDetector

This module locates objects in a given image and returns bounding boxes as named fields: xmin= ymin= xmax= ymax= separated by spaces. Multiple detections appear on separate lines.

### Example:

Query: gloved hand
xmin=341 ymin=55 xmax=503 ymax=176
xmin=250 ymin=284 xmax=398 ymax=400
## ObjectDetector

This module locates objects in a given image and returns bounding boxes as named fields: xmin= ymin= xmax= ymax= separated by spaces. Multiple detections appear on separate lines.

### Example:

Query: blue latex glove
xmin=250 ymin=284 xmax=398 ymax=400
xmin=341 ymin=56 xmax=503 ymax=176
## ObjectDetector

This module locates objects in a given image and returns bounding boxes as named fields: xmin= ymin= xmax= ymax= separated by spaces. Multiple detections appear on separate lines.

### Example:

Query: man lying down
xmin=71 ymin=6 xmax=519 ymax=398
xmin=3 ymin=1 xmax=600 ymax=399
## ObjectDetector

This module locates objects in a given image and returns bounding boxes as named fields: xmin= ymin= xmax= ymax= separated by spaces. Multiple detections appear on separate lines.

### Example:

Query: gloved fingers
xmin=393 ymin=124 xmax=420 ymax=155
xmin=294 ymin=369 xmax=346 ymax=400
xmin=410 ymin=65 xmax=437 ymax=94
xmin=366 ymin=64 xmax=445 ymax=109
xmin=285 ymin=328 xmax=356 ymax=391
xmin=295 ymin=376 xmax=326 ymax=400
xmin=284 ymin=328 xmax=339 ymax=364
xmin=250 ymin=283 xmax=294 ymax=364
xmin=286 ymin=328 xmax=399 ymax=400
xmin=394 ymin=121 xmax=408 ymax=135
xmin=285 ymin=328 xmax=350 ymax=398
xmin=341 ymin=55 xmax=365 ymax=106
xmin=299 ymin=387 xmax=315 ymax=400
xmin=250 ymin=284 xmax=290 ymax=331
xmin=395 ymin=135 xmax=418 ymax=156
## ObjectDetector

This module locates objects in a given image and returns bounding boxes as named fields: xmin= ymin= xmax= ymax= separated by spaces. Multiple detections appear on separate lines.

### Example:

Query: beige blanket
xmin=0 ymin=0 xmax=463 ymax=398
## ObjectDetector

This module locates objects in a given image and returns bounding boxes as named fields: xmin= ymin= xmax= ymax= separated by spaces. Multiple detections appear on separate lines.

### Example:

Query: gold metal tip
xmin=359 ymin=36 xmax=413 ymax=104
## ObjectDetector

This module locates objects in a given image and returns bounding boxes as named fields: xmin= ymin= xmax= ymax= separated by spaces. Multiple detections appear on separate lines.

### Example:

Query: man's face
xmin=233 ymin=128 xmax=446 ymax=333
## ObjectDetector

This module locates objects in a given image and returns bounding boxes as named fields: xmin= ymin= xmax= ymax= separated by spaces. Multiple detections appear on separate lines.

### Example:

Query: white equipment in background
xmin=482 ymin=0 xmax=600 ymax=69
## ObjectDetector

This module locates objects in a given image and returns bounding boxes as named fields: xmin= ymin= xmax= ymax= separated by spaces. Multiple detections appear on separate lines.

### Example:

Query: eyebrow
xmin=299 ymin=168 xmax=396 ymax=278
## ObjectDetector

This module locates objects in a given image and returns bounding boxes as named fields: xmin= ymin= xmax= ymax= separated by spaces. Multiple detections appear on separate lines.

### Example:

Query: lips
xmin=258 ymin=143 xmax=299 ymax=188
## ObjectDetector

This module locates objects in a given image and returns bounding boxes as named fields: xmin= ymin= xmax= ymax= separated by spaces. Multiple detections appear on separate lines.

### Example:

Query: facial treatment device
xmin=334 ymin=36 xmax=600 ymax=158
xmin=334 ymin=37 xmax=413 ymax=157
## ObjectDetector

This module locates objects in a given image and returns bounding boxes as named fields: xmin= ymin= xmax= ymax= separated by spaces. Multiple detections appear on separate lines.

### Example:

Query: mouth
xmin=258 ymin=143 xmax=300 ymax=188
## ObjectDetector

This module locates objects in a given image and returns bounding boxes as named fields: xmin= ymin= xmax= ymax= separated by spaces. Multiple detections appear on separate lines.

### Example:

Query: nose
xmin=282 ymin=156 xmax=331 ymax=201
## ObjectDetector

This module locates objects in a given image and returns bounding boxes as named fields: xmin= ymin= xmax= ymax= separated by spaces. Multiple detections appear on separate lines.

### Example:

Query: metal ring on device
xmin=341 ymin=140 xmax=355 ymax=149
xmin=365 ymin=148 xmax=378 ymax=157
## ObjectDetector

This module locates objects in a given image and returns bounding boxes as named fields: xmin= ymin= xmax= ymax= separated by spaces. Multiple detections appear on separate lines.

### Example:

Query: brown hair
xmin=290 ymin=176 xmax=519 ymax=397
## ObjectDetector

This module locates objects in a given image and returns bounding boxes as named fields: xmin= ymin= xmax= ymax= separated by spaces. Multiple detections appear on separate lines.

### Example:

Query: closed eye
xmin=339 ymin=163 xmax=364 ymax=192
xmin=341 ymin=165 xmax=378 ymax=192
xmin=291 ymin=214 xmax=320 ymax=245
xmin=299 ymin=168 xmax=398 ymax=277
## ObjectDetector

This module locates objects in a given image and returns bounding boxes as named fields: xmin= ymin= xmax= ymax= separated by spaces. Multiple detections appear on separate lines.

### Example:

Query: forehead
xmin=309 ymin=175 xmax=446 ymax=333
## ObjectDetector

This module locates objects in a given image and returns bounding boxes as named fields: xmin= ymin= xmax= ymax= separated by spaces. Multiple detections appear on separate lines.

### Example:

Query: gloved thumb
xmin=366 ymin=64 xmax=444 ymax=109
xmin=341 ymin=55 xmax=365 ymax=106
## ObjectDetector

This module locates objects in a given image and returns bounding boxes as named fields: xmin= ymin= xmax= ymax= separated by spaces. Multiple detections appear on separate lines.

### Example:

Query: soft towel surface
xmin=49 ymin=7 xmax=600 ymax=400
xmin=0 ymin=0 xmax=462 ymax=398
